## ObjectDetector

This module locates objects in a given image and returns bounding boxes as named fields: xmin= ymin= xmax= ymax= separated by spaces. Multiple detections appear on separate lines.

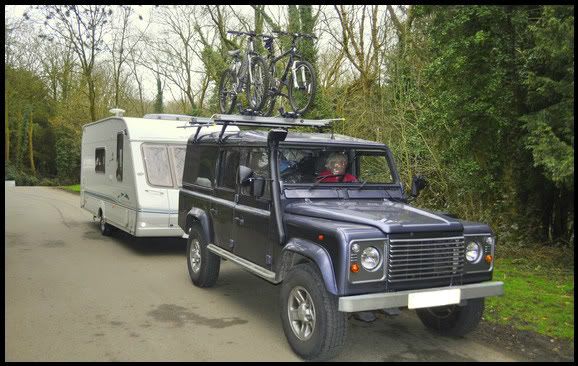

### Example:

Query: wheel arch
xmin=276 ymin=238 xmax=338 ymax=295
xmin=185 ymin=208 xmax=214 ymax=243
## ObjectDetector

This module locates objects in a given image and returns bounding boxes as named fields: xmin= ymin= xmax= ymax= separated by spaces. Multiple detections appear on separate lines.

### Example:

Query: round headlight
xmin=361 ymin=246 xmax=381 ymax=271
xmin=465 ymin=241 xmax=482 ymax=263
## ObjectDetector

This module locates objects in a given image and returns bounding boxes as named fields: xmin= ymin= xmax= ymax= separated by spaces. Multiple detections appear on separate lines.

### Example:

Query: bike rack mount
xmin=178 ymin=113 xmax=344 ymax=143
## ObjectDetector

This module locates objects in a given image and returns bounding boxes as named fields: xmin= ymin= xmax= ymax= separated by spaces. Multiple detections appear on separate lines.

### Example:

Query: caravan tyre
xmin=99 ymin=215 xmax=113 ymax=236
xmin=186 ymin=224 xmax=220 ymax=287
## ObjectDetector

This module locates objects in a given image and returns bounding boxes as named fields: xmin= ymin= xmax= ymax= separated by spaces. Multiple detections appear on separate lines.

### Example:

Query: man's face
xmin=327 ymin=155 xmax=347 ymax=175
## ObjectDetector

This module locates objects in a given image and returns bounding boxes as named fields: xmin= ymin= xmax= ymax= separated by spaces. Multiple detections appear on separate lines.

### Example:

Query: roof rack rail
xmin=175 ymin=113 xmax=344 ymax=143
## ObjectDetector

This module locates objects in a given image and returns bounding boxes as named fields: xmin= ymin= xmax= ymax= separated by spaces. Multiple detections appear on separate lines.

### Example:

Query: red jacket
xmin=318 ymin=169 xmax=358 ymax=183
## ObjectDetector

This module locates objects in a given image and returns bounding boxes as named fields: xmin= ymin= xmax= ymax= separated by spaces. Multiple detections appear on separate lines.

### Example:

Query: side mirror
xmin=251 ymin=177 xmax=266 ymax=198
xmin=238 ymin=165 xmax=253 ymax=186
xmin=411 ymin=175 xmax=428 ymax=197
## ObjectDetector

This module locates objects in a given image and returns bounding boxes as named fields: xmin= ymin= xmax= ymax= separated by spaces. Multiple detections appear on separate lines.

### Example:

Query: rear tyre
xmin=416 ymin=298 xmax=485 ymax=337
xmin=219 ymin=69 xmax=237 ymax=114
xmin=246 ymin=56 xmax=271 ymax=112
xmin=99 ymin=214 xmax=113 ymax=236
xmin=288 ymin=60 xmax=316 ymax=116
xmin=280 ymin=263 xmax=347 ymax=361
xmin=186 ymin=224 xmax=220 ymax=288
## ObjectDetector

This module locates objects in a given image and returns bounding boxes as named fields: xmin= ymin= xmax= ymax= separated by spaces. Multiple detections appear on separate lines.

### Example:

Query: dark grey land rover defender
xmin=178 ymin=114 xmax=504 ymax=361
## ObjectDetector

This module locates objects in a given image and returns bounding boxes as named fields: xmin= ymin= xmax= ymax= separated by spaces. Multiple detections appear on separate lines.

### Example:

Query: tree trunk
xmin=5 ymin=103 xmax=9 ymax=162
xmin=28 ymin=111 xmax=35 ymax=174
xmin=87 ymin=77 xmax=97 ymax=122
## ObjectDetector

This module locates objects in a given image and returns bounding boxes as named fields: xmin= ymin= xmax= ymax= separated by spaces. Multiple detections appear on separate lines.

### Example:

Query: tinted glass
xmin=218 ymin=149 xmax=240 ymax=190
xmin=183 ymin=145 xmax=218 ymax=188
xmin=116 ymin=133 xmax=123 ymax=181
xmin=241 ymin=148 xmax=270 ymax=198
xmin=95 ymin=148 xmax=105 ymax=173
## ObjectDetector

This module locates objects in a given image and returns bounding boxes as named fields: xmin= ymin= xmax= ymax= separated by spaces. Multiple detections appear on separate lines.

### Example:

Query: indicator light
xmin=350 ymin=263 xmax=360 ymax=273
xmin=485 ymin=255 xmax=493 ymax=264
xmin=318 ymin=234 xmax=325 ymax=241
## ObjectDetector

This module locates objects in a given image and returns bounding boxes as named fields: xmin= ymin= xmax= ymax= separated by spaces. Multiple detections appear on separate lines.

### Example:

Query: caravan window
xmin=142 ymin=144 xmax=173 ymax=187
xmin=116 ymin=132 xmax=123 ymax=181
xmin=95 ymin=148 xmax=105 ymax=173
xmin=170 ymin=146 xmax=187 ymax=187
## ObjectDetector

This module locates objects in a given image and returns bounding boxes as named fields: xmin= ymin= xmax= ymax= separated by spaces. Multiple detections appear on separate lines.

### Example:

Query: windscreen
xmin=278 ymin=147 xmax=394 ymax=185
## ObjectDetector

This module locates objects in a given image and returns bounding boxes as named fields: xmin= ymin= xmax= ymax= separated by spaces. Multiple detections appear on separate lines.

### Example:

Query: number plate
xmin=407 ymin=289 xmax=461 ymax=309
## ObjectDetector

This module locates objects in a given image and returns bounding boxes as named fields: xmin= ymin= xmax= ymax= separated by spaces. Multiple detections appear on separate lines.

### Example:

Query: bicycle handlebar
xmin=227 ymin=30 xmax=256 ymax=37
xmin=272 ymin=30 xmax=317 ymax=40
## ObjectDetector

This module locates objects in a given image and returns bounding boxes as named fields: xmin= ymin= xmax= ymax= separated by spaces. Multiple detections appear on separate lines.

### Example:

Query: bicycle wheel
xmin=288 ymin=60 xmax=317 ymax=115
xmin=218 ymin=69 xmax=237 ymax=114
xmin=245 ymin=56 xmax=270 ymax=112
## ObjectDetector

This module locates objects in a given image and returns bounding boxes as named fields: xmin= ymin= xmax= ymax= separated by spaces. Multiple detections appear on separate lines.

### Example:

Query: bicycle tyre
xmin=218 ymin=68 xmax=237 ymax=114
xmin=288 ymin=60 xmax=316 ymax=115
xmin=245 ymin=56 xmax=271 ymax=112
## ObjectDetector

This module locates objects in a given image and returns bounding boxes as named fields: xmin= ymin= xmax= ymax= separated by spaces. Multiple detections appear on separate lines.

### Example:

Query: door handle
xmin=210 ymin=208 xmax=218 ymax=216
xmin=234 ymin=217 xmax=244 ymax=225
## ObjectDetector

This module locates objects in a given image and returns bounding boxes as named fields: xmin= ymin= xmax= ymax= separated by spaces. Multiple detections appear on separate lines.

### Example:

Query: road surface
xmin=5 ymin=186 xmax=528 ymax=361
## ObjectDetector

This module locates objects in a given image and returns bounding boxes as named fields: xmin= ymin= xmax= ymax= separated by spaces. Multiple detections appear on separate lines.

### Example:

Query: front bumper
xmin=338 ymin=281 xmax=504 ymax=312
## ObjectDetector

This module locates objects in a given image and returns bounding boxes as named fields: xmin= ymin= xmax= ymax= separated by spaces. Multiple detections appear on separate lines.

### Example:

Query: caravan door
xmin=140 ymin=144 xmax=172 ymax=229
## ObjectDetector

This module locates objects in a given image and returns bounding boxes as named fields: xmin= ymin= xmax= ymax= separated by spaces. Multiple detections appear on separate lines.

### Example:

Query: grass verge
xmin=484 ymin=244 xmax=574 ymax=341
xmin=60 ymin=184 xmax=80 ymax=193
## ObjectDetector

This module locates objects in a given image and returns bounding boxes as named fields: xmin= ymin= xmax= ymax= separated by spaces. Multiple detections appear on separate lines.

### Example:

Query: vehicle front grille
xmin=387 ymin=236 xmax=465 ymax=284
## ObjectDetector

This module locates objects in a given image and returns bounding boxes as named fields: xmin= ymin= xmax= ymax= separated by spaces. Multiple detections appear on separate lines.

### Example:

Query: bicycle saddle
xmin=228 ymin=50 xmax=241 ymax=57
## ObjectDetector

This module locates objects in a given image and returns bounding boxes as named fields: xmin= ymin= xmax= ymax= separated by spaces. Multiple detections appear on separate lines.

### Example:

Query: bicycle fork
xmin=291 ymin=61 xmax=307 ymax=89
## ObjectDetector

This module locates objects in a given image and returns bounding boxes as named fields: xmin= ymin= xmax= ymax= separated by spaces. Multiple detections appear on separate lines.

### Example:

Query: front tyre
xmin=416 ymin=298 xmax=485 ymax=337
xmin=218 ymin=69 xmax=237 ymax=114
xmin=246 ymin=56 xmax=270 ymax=112
xmin=186 ymin=224 xmax=220 ymax=288
xmin=288 ymin=60 xmax=316 ymax=115
xmin=280 ymin=263 xmax=347 ymax=361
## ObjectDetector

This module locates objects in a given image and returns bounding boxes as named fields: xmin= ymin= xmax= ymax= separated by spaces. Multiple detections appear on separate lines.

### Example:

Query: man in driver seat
xmin=317 ymin=152 xmax=358 ymax=183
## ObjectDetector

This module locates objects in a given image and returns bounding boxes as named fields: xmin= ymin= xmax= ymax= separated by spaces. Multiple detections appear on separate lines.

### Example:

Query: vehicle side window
xmin=95 ymin=148 xmax=105 ymax=174
xmin=218 ymin=149 xmax=240 ymax=190
xmin=241 ymin=148 xmax=270 ymax=198
xmin=184 ymin=145 xmax=218 ymax=189
xmin=116 ymin=133 xmax=123 ymax=181
xmin=142 ymin=144 xmax=173 ymax=187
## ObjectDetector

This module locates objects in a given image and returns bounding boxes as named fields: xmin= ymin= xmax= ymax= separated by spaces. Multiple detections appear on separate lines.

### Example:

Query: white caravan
xmin=80 ymin=110 xmax=239 ymax=237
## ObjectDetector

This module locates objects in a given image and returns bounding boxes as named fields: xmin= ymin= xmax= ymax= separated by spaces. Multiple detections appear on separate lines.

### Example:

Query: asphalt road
xmin=5 ymin=186 xmax=527 ymax=361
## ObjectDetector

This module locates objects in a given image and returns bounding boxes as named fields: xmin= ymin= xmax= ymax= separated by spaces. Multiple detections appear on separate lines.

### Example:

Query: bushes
xmin=5 ymin=161 xmax=67 ymax=186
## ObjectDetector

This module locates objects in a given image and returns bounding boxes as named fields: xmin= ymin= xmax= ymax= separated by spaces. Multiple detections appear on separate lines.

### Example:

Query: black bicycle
xmin=218 ymin=30 xmax=270 ymax=114
xmin=260 ymin=31 xmax=317 ymax=117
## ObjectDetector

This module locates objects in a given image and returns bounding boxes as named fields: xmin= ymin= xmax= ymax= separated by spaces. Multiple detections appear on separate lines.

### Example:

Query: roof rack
xmin=177 ymin=113 xmax=344 ymax=143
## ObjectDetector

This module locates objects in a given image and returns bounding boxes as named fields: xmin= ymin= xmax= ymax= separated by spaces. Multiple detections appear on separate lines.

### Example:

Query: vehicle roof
xmin=83 ymin=116 xmax=237 ymax=143
xmin=190 ymin=129 xmax=385 ymax=147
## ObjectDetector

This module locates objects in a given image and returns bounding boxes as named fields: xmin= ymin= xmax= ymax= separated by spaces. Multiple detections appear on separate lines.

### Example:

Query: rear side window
xmin=142 ymin=144 xmax=173 ymax=187
xmin=184 ymin=145 xmax=218 ymax=189
xmin=95 ymin=148 xmax=105 ymax=173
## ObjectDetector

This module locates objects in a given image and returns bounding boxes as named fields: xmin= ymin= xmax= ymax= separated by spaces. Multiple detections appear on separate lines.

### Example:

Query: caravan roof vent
xmin=110 ymin=108 xmax=125 ymax=117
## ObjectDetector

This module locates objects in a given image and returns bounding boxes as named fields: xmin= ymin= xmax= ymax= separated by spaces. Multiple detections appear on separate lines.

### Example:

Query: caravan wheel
xmin=99 ymin=215 xmax=113 ymax=236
